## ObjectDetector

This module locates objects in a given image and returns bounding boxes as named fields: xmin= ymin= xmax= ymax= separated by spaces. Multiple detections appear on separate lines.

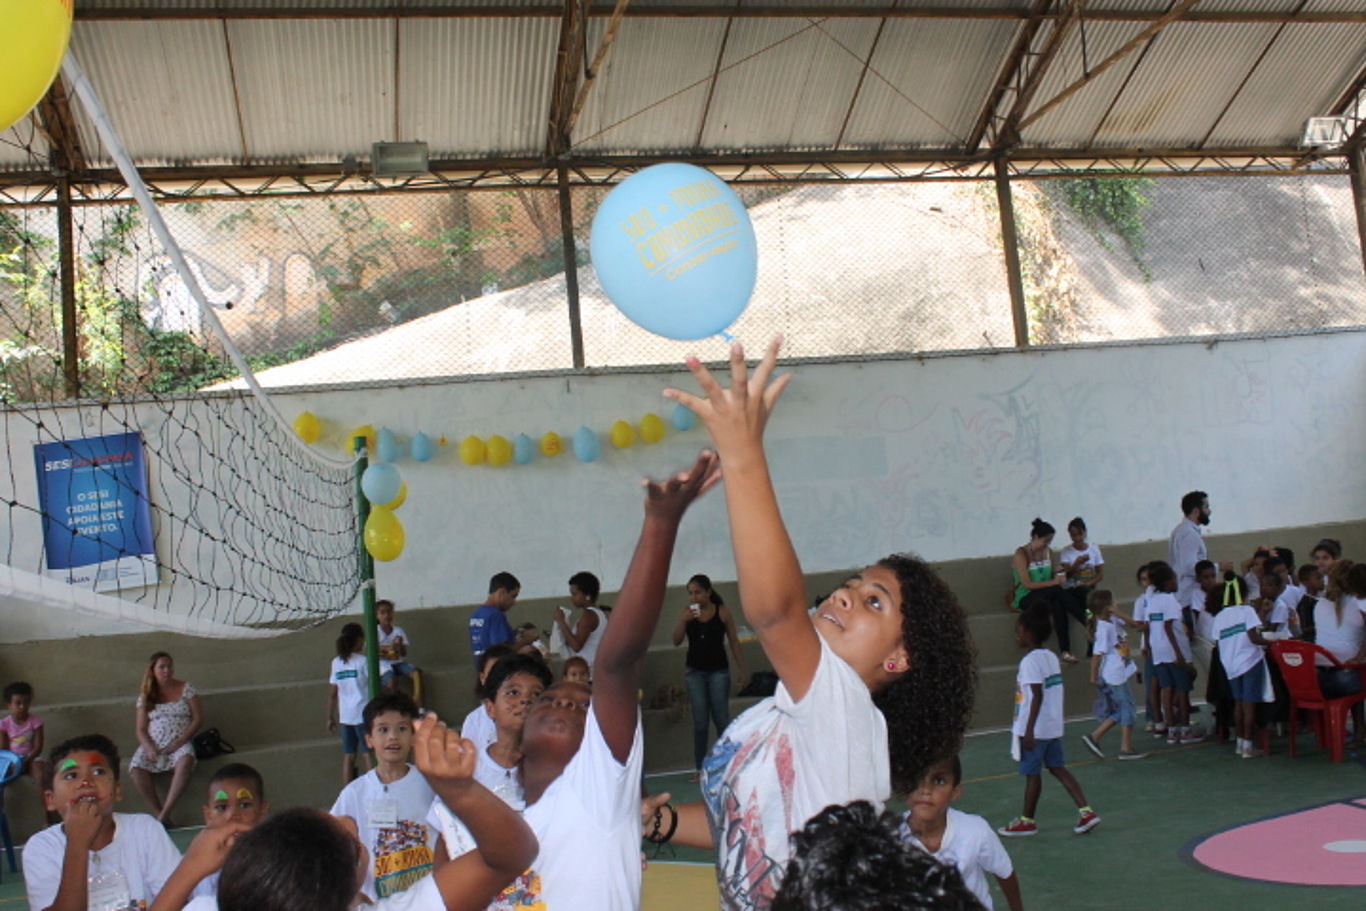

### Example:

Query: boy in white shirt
xmin=331 ymin=692 xmax=437 ymax=901
xmin=999 ymin=607 xmax=1100 ymax=838
xmin=1082 ymin=591 xmax=1147 ymax=761
xmin=902 ymin=755 xmax=1023 ymax=910
xmin=24 ymin=734 xmax=181 ymax=911
xmin=378 ymin=600 xmax=425 ymax=710
xmin=1146 ymin=563 xmax=1203 ymax=745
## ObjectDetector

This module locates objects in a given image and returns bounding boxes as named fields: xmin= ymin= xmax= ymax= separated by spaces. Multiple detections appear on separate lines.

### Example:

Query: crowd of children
xmin=10 ymin=343 xmax=1365 ymax=911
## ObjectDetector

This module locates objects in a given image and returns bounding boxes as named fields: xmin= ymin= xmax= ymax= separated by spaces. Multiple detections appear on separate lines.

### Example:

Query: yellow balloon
xmin=540 ymin=431 xmax=562 ymax=457
xmin=0 ymin=0 xmax=73 ymax=134
xmin=487 ymin=434 xmax=513 ymax=467
xmin=383 ymin=481 xmax=407 ymax=511
xmin=639 ymin=413 xmax=666 ymax=444
xmin=293 ymin=411 xmax=322 ymax=444
xmin=610 ymin=420 xmax=636 ymax=449
xmin=348 ymin=424 xmax=376 ymax=454
xmin=364 ymin=506 xmax=405 ymax=562
xmin=459 ymin=435 xmax=486 ymax=466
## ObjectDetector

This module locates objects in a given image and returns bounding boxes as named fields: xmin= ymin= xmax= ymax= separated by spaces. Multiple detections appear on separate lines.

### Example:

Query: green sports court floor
xmin=2 ymin=715 xmax=1362 ymax=910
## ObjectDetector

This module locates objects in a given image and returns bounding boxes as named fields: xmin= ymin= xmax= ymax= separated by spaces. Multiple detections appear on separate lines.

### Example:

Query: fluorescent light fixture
xmin=1299 ymin=117 xmax=1350 ymax=150
xmin=372 ymin=141 xmax=429 ymax=176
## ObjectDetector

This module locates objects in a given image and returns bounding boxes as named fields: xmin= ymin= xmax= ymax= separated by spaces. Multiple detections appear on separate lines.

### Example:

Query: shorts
xmin=381 ymin=661 xmax=417 ymax=685
xmin=339 ymin=723 xmax=366 ymax=755
xmin=1155 ymin=663 xmax=1193 ymax=692
xmin=1228 ymin=662 xmax=1266 ymax=702
xmin=1018 ymin=737 xmax=1065 ymax=775
xmin=1098 ymin=682 xmax=1136 ymax=726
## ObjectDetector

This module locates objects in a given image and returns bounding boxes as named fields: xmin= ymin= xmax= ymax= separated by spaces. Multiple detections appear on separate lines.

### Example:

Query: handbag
xmin=192 ymin=727 xmax=236 ymax=761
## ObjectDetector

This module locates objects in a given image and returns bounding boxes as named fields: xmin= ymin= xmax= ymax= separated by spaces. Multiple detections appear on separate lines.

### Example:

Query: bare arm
xmin=135 ymin=703 xmax=156 ymax=755
xmin=42 ymin=802 xmax=103 ymax=911
xmin=642 ymin=794 xmax=713 ymax=850
xmin=670 ymin=606 xmax=691 ymax=647
xmin=595 ymin=451 xmax=720 ymax=762
xmin=1013 ymin=548 xmax=1061 ymax=591
xmin=167 ymin=693 xmax=203 ymax=753
xmin=719 ymin=605 xmax=747 ymax=680
xmin=30 ymin=723 xmax=43 ymax=761
xmin=559 ymin=609 xmax=599 ymax=653
xmin=998 ymin=871 xmax=1025 ymax=911
xmin=664 ymin=341 xmax=821 ymax=698
xmin=1022 ymin=683 xmax=1043 ymax=751
xmin=149 ymin=824 xmax=249 ymax=911
xmin=326 ymin=683 xmax=338 ymax=733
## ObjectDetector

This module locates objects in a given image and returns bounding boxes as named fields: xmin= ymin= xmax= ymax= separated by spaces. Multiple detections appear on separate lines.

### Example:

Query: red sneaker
xmin=998 ymin=817 xmax=1038 ymax=837
xmin=1074 ymin=810 xmax=1101 ymax=834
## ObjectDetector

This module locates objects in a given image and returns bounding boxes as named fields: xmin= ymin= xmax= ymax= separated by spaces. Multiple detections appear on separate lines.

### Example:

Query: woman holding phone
xmin=671 ymin=574 xmax=747 ymax=778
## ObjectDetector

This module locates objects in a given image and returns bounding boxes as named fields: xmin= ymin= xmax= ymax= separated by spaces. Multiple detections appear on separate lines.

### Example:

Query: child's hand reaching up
xmin=664 ymin=338 xmax=791 ymax=463
xmin=643 ymin=449 xmax=721 ymax=524
xmin=413 ymin=713 xmax=477 ymax=797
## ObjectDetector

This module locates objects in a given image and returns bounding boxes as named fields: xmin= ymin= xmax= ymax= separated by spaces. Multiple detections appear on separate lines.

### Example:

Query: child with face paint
xmin=23 ymin=734 xmax=181 ymax=911
xmin=187 ymin=764 xmax=270 ymax=901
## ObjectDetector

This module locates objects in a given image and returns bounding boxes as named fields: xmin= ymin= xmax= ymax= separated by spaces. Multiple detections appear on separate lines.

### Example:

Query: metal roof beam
xmin=994 ymin=0 xmax=1087 ymax=152
xmin=545 ymin=0 xmax=587 ymax=157
xmin=565 ymin=0 xmax=634 ymax=138
xmin=967 ymin=0 xmax=1054 ymax=153
xmin=74 ymin=5 xmax=1366 ymax=22
xmin=35 ymin=75 xmax=87 ymax=175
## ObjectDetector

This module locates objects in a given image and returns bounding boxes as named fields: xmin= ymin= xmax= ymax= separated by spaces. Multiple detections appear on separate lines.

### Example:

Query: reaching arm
xmin=558 ymin=609 xmax=599 ymax=653
xmin=719 ymin=605 xmax=747 ymax=680
xmin=1013 ymin=549 xmax=1061 ymax=591
xmin=595 ymin=451 xmax=721 ymax=762
xmin=665 ymin=340 xmax=824 ymax=698
xmin=642 ymin=793 xmax=714 ymax=850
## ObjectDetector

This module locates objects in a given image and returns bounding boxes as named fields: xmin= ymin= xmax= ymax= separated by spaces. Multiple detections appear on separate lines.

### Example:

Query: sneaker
xmin=1060 ymin=651 xmax=1079 ymax=664
xmin=1144 ymin=721 xmax=1155 ymax=733
xmin=1081 ymin=734 xmax=1105 ymax=759
xmin=1180 ymin=730 xmax=1206 ymax=744
xmin=998 ymin=817 xmax=1038 ymax=837
xmin=1153 ymin=724 xmax=1168 ymax=739
xmin=1166 ymin=730 xmax=1179 ymax=744
xmin=1117 ymin=750 xmax=1148 ymax=760
xmin=1074 ymin=810 xmax=1101 ymax=834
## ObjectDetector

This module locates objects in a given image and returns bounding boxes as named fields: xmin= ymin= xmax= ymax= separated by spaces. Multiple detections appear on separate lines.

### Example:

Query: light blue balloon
xmin=376 ymin=427 xmax=401 ymax=463
xmin=361 ymin=462 xmax=402 ymax=505
xmin=573 ymin=426 xmax=600 ymax=463
xmin=671 ymin=403 xmax=697 ymax=431
xmin=409 ymin=432 xmax=434 ymax=463
xmin=590 ymin=163 xmax=757 ymax=341
xmin=513 ymin=433 xmax=535 ymax=465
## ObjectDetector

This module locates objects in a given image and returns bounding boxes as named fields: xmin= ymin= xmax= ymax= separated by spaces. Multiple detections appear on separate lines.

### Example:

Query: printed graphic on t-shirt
xmin=488 ymin=869 xmax=545 ymax=911
xmin=702 ymin=732 xmax=790 ymax=910
xmin=372 ymin=820 xmax=434 ymax=898
xmin=1220 ymin=622 xmax=1248 ymax=640
xmin=1044 ymin=673 xmax=1062 ymax=689
xmin=335 ymin=669 xmax=358 ymax=680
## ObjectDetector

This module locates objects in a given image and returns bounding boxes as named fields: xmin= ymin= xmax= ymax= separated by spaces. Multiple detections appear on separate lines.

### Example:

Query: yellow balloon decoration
xmin=0 ymin=0 xmax=73 ymax=134
xmin=293 ymin=411 xmax=322 ymax=444
xmin=610 ymin=420 xmax=636 ymax=449
xmin=459 ymin=435 xmax=487 ymax=466
xmin=487 ymin=434 xmax=513 ymax=467
xmin=540 ymin=431 xmax=563 ymax=457
xmin=639 ymin=413 xmax=666 ymax=444
xmin=364 ymin=506 xmax=405 ymax=562
xmin=383 ymin=482 xmax=407 ymax=511
xmin=348 ymin=424 xmax=377 ymax=454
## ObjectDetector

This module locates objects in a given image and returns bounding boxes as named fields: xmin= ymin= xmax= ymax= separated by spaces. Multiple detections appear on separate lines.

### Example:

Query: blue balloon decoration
xmin=361 ymin=463 xmax=402 ymax=505
xmin=513 ymin=433 xmax=535 ymax=465
xmin=590 ymin=163 xmax=757 ymax=341
xmin=671 ymin=402 xmax=697 ymax=431
xmin=376 ymin=427 xmax=401 ymax=463
xmin=573 ymin=426 xmax=600 ymax=463
xmin=409 ymin=432 xmax=434 ymax=463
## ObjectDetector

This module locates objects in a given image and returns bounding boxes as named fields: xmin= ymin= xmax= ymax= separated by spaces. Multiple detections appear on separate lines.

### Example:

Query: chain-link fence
xmin=2 ymin=171 xmax=1364 ymax=403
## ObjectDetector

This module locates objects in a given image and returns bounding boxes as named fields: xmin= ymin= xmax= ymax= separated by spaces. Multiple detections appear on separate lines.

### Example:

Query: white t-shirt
xmin=1093 ymin=617 xmax=1136 ymax=686
xmin=1132 ymin=587 xmax=1154 ymax=650
xmin=1012 ymin=648 xmax=1064 ymax=740
xmin=330 ymin=766 xmax=437 ymax=900
xmin=568 ymin=606 xmax=609 ymax=669
xmin=1265 ymin=593 xmax=1295 ymax=631
xmin=1242 ymin=571 xmax=1262 ymax=601
xmin=459 ymin=704 xmax=496 ymax=749
xmin=701 ymin=636 xmax=889 ymax=911
xmin=24 ymin=812 xmax=181 ymax=911
xmin=432 ymin=707 xmax=643 ymax=911
xmin=1146 ymin=592 xmax=1190 ymax=664
xmin=1058 ymin=543 xmax=1104 ymax=589
xmin=475 ymin=745 xmax=524 ymax=810
xmin=183 ymin=873 xmax=445 ymax=911
xmin=1214 ymin=604 xmax=1265 ymax=681
xmin=901 ymin=808 xmax=1013 ymax=911
xmin=331 ymin=654 xmax=370 ymax=726
xmin=1313 ymin=596 xmax=1366 ymax=666
xmin=378 ymin=625 xmax=409 ymax=676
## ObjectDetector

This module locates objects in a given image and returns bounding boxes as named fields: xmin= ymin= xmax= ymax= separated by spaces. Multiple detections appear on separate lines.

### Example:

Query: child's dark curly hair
xmin=872 ymin=553 xmax=978 ymax=794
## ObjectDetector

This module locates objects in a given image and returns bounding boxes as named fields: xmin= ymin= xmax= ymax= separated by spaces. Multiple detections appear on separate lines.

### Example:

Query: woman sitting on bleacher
xmin=129 ymin=651 xmax=203 ymax=828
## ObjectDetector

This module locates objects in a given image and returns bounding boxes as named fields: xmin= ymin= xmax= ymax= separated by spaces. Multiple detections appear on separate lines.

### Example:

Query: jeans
xmin=685 ymin=668 xmax=732 ymax=769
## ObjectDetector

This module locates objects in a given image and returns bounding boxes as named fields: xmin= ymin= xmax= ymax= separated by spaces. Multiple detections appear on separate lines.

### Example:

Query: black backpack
xmin=192 ymin=727 xmax=236 ymax=760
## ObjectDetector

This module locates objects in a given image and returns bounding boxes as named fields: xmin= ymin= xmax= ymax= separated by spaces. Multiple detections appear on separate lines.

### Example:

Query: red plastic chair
xmin=1270 ymin=641 xmax=1366 ymax=763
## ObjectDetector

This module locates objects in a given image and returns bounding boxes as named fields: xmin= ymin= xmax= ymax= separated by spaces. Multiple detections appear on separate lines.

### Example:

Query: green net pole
xmin=354 ymin=437 xmax=381 ymax=699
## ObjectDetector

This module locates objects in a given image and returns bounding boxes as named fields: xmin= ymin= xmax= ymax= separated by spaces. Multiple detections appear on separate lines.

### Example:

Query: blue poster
xmin=33 ymin=431 xmax=157 ymax=591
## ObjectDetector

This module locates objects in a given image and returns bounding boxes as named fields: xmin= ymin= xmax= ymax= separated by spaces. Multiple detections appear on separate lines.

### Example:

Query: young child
xmin=0 ymin=681 xmax=48 ymax=792
xmin=562 ymin=656 xmax=591 ymax=686
xmin=1146 ymin=563 xmax=1202 ymax=745
xmin=1082 ymin=591 xmax=1146 ymax=761
xmin=661 ymin=342 xmax=977 ymax=908
xmin=431 ymin=450 xmax=720 ymax=911
xmin=1209 ymin=573 xmax=1288 ymax=758
xmin=468 ymin=654 xmax=551 ymax=809
xmin=1131 ymin=563 xmax=1161 ymax=733
xmin=999 ymin=606 xmax=1100 ymax=838
xmin=377 ymin=600 xmax=425 ymax=710
xmin=460 ymin=643 xmax=516 ymax=749
xmin=151 ymin=715 xmax=537 ymax=911
xmin=327 ymin=622 xmax=372 ymax=787
xmin=773 ymin=800 xmax=982 ymax=911
xmin=190 ymin=763 xmax=270 ymax=900
xmin=331 ymin=692 xmax=436 ymax=902
xmin=24 ymin=734 xmax=181 ymax=911
xmin=902 ymin=755 xmax=1023 ymax=910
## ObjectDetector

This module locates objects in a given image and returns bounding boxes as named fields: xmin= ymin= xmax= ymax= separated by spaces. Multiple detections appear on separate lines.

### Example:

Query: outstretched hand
xmin=643 ymin=449 xmax=722 ymax=523
xmin=663 ymin=338 xmax=791 ymax=458
xmin=413 ymin=714 xmax=477 ymax=788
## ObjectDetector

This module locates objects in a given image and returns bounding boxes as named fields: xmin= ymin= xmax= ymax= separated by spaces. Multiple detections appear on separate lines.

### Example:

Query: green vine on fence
xmin=1058 ymin=176 xmax=1155 ymax=273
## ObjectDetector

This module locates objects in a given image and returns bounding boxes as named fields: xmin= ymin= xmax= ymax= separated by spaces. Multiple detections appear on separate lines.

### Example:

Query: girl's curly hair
xmin=872 ymin=553 xmax=978 ymax=794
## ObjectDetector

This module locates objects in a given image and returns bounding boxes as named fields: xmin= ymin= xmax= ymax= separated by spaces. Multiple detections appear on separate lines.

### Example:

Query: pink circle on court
xmin=1190 ymin=799 xmax=1366 ymax=886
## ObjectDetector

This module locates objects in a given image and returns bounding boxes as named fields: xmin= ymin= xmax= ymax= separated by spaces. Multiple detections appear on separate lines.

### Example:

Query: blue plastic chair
xmin=0 ymin=749 xmax=24 ymax=881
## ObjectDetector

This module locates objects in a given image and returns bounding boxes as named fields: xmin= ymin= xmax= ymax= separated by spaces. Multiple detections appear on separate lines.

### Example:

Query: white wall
xmin=4 ymin=330 xmax=1364 ymax=640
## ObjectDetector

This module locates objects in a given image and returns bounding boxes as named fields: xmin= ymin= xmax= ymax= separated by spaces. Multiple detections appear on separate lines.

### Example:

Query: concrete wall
xmin=4 ymin=329 xmax=1365 ymax=641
